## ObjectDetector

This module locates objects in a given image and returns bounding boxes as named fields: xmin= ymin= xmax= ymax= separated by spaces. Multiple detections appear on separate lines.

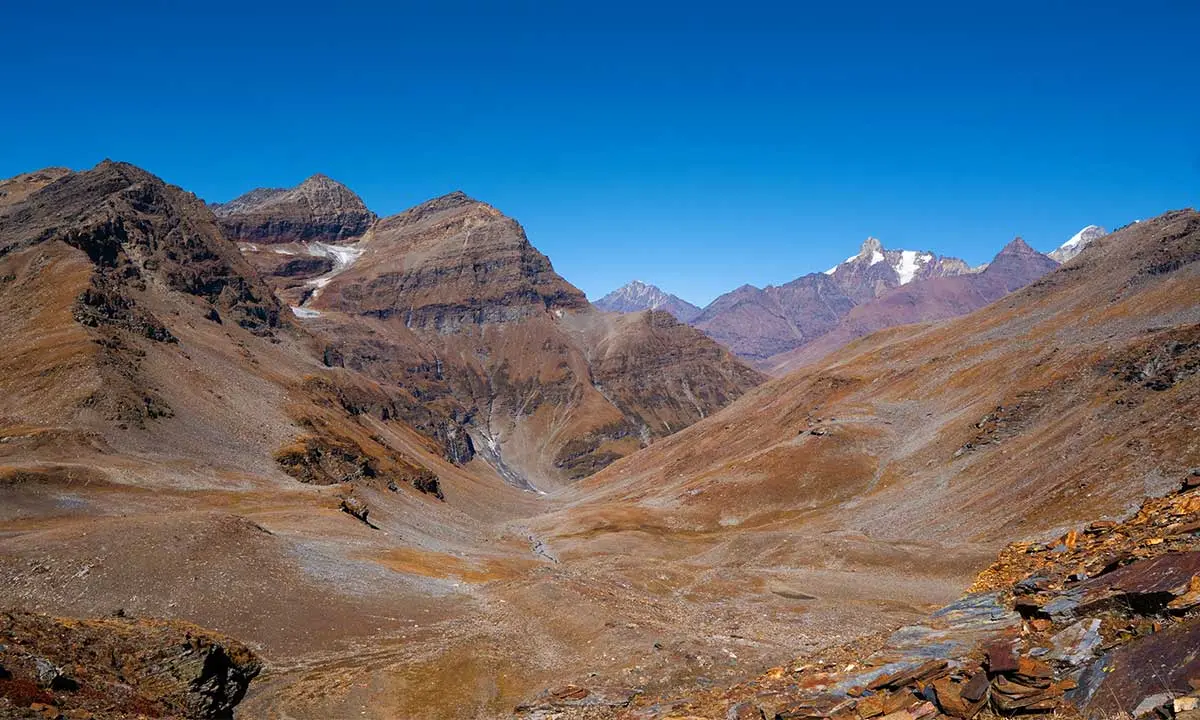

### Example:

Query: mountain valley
xmin=0 ymin=162 xmax=1196 ymax=720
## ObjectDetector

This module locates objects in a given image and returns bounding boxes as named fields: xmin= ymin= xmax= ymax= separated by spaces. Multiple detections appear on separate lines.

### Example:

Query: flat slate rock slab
xmin=1072 ymin=615 xmax=1200 ymax=719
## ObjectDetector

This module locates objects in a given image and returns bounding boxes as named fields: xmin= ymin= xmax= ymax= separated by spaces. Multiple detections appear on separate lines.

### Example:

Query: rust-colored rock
xmin=866 ymin=661 xmax=949 ymax=691
xmin=932 ymin=677 xmax=986 ymax=719
xmin=856 ymin=694 xmax=886 ymax=718
xmin=0 ymin=611 xmax=260 ymax=719
xmin=985 ymin=641 xmax=1019 ymax=674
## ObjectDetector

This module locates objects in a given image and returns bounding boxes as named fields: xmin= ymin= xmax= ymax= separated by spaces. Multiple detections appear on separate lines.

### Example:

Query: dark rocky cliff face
xmin=211 ymin=173 xmax=376 ymax=244
xmin=0 ymin=610 xmax=261 ymax=719
xmin=0 ymin=161 xmax=282 ymax=334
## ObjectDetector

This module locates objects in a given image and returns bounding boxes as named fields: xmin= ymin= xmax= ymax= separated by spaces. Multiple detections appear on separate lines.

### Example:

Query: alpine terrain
xmin=0 ymin=161 xmax=1196 ymax=720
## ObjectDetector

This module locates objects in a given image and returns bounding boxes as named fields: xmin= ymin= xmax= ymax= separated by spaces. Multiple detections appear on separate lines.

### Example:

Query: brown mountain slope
xmin=563 ymin=209 xmax=1199 ymax=535
xmin=0 ymin=162 xmax=577 ymax=717
xmin=0 ymin=164 xmax=763 ymax=718
xmin=0 ymin=161 xmax=283 ymax=428
xmin=298 ymin=190 xmax=764 ymax=488
xmin=502 ymin=209 xmax=1199 ymax=711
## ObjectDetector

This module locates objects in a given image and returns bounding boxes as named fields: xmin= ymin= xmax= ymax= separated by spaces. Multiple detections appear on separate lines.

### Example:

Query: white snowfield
xmin=308 ymin=242 xmax=367 ymax=272
xmin=289 ymin=240 xmax=369 ymax=318
xmin=893 ymin=249 xmax=933 ymax=285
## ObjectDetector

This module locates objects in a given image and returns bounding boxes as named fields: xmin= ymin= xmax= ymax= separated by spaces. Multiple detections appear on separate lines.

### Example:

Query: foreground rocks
xmin=0 ymin=611 xmax=261 ymax=719
xmin=525 ymin=478 xmax=1200 ymax=720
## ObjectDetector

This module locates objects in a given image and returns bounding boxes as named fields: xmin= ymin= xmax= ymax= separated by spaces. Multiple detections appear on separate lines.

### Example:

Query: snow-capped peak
xmin=1049 ymin=225 xmax=1107 ymax=264
xmin=821 ymin=236 xmax=970 ymax=289
xmin=826 ymin=237 xmax=885 ymax=274
xmin=860 ymin=237 xmax=885 ymax=266
xmin=1061 ymin=225 xmax=1105 ymax=251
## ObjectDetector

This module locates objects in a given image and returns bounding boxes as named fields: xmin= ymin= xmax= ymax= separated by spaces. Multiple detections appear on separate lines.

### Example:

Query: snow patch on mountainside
xmin=297 ymin=240 xmax=369 ymax=305
xmin=893 ymin=250 xmax=932 ymax=285
xmin=825 ymin=253 xmax=859 ymax=274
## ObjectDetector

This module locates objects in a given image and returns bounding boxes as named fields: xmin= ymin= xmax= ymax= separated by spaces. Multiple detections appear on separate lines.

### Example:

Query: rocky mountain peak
xmin=300 ymin=172 xmax=334 ymax=185
xmin=318 ymin=189 xmax=587 ymax=328
xmin=858 ymin=236 xmax=884 ymax=257
xmin=212 ymin=173 xmax=376 ymax=244
xmin=398 ymin=190 xmax=483 ymax=222
xmin=977 ymin=236 xmax=1059 ymax=293
xmin=995 ymin=236 xmax=1039 ymax=257
xmin=595 ymin=280 xmax=702 ymax=323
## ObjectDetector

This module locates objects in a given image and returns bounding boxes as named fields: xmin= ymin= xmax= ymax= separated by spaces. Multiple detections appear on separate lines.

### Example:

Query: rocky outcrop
xmin=339 ymin=494 xmax=370 ymax=524
xmin=595 ymin=280 xmax=702 ymax=322
xmin=211 ymin=173 xmax=376 ymax=244
xmin=594 ymin=480 xmax=1200 ymax=720
xmin=0 ymin=161 xmax=283 ymax=335
xmin=0 ymin=610 xmax=261 ymax=719
xmin=275 ymin=374 xmax=455 ymax=495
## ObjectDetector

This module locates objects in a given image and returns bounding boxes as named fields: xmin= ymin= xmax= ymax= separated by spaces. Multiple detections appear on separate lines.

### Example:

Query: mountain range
xmin=598 ymin=227 xmax=1107 ymax=370
xmin=0 ymin=160 xmax=1196 ymax=720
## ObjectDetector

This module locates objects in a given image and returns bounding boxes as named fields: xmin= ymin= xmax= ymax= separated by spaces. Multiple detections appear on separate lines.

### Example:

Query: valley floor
xmin=0 ymin=451 xmax=991 ymax=720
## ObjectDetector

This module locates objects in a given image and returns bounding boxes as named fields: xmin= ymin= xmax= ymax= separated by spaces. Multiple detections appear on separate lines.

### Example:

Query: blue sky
xmin=3 ymin=1 xmax=1197 ymax=305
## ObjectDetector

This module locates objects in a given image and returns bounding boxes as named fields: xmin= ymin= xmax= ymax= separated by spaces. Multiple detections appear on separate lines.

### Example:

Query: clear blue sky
xmin=3 ymin=1 xmax=1197 ymax=306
